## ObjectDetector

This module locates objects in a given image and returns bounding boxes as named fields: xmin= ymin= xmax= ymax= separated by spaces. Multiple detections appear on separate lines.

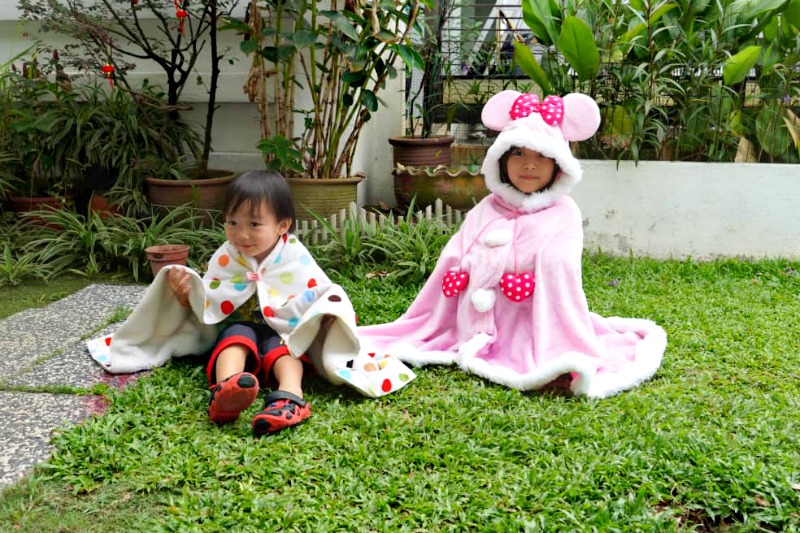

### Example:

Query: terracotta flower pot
xmin=285 ymin=175 xmax=364 ymax=222
xmin=388 ymin=135 xmax=455 ymax=169
xmin=393 ymin=166 xmax=489 ymax=211
xmin=145 ymin=244 xmax=190 ymax=277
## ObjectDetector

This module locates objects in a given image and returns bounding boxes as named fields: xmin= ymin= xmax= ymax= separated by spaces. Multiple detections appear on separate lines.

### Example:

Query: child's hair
xmin=497 ymin=146 xmax=561 ymax=193
xmin=223 ymin=170 xmax=296 ymax=232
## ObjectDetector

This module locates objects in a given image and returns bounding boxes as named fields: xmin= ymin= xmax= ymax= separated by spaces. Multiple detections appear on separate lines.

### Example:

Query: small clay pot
xmin=144 ymin=244 xmax=190 ymax=277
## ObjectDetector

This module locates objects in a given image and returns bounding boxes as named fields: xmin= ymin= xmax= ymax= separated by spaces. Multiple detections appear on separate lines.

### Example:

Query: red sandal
xmin=251 ymin=391 xmax=311 ymax=436
xmin=208 ymin=372 xmax=259 ymax=424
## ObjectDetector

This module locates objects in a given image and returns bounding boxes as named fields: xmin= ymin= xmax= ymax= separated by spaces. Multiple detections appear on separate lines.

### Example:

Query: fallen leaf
xmin=755 ymin=496 xmax=771 ymax=507
xmin=366 ymin=271 xmax=390 ymax=279
xmin=791 ymin=484 xmax=800 ymax=491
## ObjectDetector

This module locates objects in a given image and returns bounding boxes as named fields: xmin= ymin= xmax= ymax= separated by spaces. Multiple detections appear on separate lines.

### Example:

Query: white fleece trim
xmin=458 ymin=350 xmax=599 ymax=392
xmin=481 ymin=119 xmax=583 ymax=213
xmin=456 ymin=332 xmax=492 ymax=360
xmin=456 ymin=317 xmax=667 ymax=398
xmin=571 ymin=317 xmax=667 ymax=398
xmin=371 ymin=341 xmax=457 ymax=367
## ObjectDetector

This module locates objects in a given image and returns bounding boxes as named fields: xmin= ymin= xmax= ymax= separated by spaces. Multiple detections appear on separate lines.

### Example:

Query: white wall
xmin=0 ymin=5 xmax=403 ymax=206
xmin=573 ymin=160 xmax=799 ymax=260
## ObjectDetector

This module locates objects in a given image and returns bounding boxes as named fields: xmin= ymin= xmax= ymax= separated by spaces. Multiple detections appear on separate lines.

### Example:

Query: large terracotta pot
xmin=145 ymin=170 xmax=237 ymax=225
xmin=145 ymin=170 xmax=238 ymax=212
xmin=388 ymin=135 xmax=455 ymax=169
xmin=9 ymin=194 xmax=75 ymax=213
xmin=9 ymin=193 xmax=77 ymax=228
xmin=88 ymin=192 xmax=122 ymax=219
xmin=394 ymin=166 xmax=489 ymax=211
xmin=285 ymin=176 xmax=364 ymax=222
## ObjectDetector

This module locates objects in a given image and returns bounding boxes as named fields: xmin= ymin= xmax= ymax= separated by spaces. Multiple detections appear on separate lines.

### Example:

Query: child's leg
xmin=215 ymin=344 xmax=249 ymax=382
xmin=207 ymin=324 xmax=263 ymax=424
xmin=252 ymin=337 xmax=312 ymax=436
xmin=271 ymin=353 xmax=303 ymax=397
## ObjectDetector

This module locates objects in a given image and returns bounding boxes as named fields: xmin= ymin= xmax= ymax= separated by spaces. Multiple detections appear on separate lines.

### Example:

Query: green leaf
xmin=521 ymin=0 xmax=559 ymax=47
xmin=620 ymin=3 xmax=678 ymax=45
xmin=342 ymin=70 xmax=367 ymax=87
xmin=755 ymin=101 xmax=791 ymax=156
xmin=557 ymin=16 xmax=599 ymax=83
xmin=362 ymin=90 xmax=378 ymax=113
xmin=239 ymin=39 xmax=259 ymax=55
xmin=218 ymin=18 xmax=249 ymax=34
xmin=393 ymin=44 xmax=424 ymax=70
xmin=730 ymin=0 xmax=787 ymax=19
xmin=291 ymin=29 xmax=317 ymax=50
xmin=513 ymin=41 xmax=551 ymax=95
xmin=783 ymin=0 xmax=800 ymax=36
xmin=322 ymin=10 xmax=360 ymax=42
xmin=723 ymin=46 xmax=761 ymax=85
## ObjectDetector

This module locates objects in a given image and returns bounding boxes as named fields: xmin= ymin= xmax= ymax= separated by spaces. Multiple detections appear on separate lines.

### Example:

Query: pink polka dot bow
xmin=509 ymin=94 xmax=564 ymax=126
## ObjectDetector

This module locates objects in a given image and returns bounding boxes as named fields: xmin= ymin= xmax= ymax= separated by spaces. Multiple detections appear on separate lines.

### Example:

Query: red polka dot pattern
xmin=509 ymin=93 xmax=564 ymax=126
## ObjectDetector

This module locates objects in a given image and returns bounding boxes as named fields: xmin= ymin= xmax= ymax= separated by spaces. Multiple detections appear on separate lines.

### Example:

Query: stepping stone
xmin=0 ymin=391 xmax=101 ymax=488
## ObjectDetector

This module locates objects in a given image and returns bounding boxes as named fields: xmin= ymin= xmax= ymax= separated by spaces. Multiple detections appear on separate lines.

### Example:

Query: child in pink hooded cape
xmin=358 ymin=91 xmax=666 ymax=398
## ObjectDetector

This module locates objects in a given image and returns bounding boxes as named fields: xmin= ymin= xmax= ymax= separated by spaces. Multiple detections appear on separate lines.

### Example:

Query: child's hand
xmin=167 ymin=267 xmax=192 ymax=308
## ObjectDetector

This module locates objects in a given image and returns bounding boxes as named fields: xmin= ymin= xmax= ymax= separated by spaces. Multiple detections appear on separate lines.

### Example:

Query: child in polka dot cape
xmin=88 ymin=170 xmax=415 ymax=436
xmin=358 ymin=91 xmax=667 ymax=398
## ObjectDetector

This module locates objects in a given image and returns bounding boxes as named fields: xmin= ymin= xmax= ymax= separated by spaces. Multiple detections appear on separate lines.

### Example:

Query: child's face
xmin=505 ymin=147 xmax=556 ymax=194
xmin=224 ymin=201 xmax=291 ymax=263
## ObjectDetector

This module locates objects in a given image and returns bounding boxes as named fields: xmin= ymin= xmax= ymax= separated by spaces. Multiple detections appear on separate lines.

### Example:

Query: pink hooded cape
xmin=357 ymin=91 xmax=666 ymax=398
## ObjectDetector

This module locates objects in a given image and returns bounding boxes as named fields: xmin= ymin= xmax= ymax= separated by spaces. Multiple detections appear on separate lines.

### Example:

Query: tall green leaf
xmin=513 ymin=41 xmax=552 ymax=95
xmin=521 ymin=0 xmax=559 ymax=47
xmin=557 ymin=16 xmax=599 ymax=83
xmin=723 ymin=45 xmax=761 ymax=85
xmin=755 ymin=101 xmax=791 ymax=156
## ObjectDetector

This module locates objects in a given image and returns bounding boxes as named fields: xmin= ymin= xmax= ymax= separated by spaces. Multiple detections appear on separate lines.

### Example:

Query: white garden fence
xmin=294 ymin=199 xmax=465 ymax=245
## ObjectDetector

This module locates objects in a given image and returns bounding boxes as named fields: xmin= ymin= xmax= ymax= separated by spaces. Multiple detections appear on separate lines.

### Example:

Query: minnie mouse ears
xmin=481 ymin=90 xmax=601 ymax=142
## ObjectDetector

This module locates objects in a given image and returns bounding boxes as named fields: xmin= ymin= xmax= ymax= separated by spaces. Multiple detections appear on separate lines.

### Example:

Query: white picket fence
xmin=294 ymin=199 xmax=466 ymax=245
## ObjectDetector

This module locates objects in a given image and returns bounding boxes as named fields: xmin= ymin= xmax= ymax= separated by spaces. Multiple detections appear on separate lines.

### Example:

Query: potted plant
xmin=232 ymin=0 xmax=424 ymax=220
xmin=0 ymin=53 xmax=82 ymax=214
xmin=19 ymin=0 xmax=244 ymax=207
xmin=71 ymin=84 xmax=203 ymax=217
xmin=388 ymin=0 xmax=459 ymax=170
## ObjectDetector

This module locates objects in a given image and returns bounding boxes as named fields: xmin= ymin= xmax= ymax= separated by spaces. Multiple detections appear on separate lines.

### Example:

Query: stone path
xmin=0 ymin=284 xmax=147 ymax=488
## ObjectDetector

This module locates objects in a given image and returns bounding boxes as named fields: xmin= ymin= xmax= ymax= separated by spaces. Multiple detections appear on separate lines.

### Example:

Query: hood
xmin=480 ymin=91 xmax=601 ymax=213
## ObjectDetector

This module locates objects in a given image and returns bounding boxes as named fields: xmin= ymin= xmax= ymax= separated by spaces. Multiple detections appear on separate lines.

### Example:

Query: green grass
xmin=0 ymin=274 xmax=138 ymax=320
xmin=1 ymin=255 xmax=799 ymax=531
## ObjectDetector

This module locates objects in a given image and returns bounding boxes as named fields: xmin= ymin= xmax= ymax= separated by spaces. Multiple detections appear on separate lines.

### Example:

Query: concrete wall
xmin=0 ymin=3 xmax=403 ymax=207
xmin=573 ymin=161 xmax=799 ymax=260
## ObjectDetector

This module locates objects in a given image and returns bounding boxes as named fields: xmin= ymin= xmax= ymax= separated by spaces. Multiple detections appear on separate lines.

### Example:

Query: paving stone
xmin=7 ymin=322 xmax=146 ymax=390
xmin=0 ymin=284 xmax=147 ymax=489
xmin=0 ymin=391 xmax=101 ymax=487
xmin=0 ymin=284 xmax=146 ymax=384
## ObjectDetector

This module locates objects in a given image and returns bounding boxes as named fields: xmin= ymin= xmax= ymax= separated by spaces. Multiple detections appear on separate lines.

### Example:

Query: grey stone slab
xmin=0 ymin=284 xmax=146 ymax=384
xmin=6 ymin=321 xmax=146 ymax=390
xmin=0 ymin=391 xmax=101 ymax=488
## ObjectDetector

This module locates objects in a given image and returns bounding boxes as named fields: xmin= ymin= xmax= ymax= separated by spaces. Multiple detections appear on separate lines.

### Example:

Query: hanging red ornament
xmin=175 ymin=7 xmax=188 ymax=34
xmin=101 ymin=63 xmax=115 ymax=89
